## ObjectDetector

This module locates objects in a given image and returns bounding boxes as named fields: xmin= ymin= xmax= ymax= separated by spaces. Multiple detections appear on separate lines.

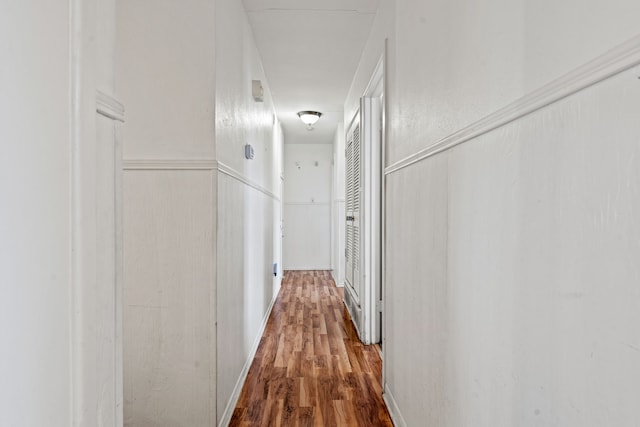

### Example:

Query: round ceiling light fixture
xmin=297 ymin=111 xmax=322 ymax=130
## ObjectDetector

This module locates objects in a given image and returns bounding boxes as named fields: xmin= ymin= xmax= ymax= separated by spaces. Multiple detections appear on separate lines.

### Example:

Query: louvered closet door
xmin=345 ymin=115 xmax=361 ymax=299
xmin=345 ymin=127 xmax=354 ymax=288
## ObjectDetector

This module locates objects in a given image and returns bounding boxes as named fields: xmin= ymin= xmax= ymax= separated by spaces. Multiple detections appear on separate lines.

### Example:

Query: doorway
xmin=343 ymin=54 xmax=384 ymax=347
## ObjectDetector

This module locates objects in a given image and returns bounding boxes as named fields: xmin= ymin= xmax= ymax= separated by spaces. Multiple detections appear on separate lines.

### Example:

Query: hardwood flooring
xmin=230 ymin=270 xmax=393 ymax=426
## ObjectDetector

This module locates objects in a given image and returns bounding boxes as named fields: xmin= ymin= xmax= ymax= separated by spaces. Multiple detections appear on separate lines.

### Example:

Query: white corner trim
xmin=96 ymin=90 xmax=125 ymax=122
xmin=383 ymin=385 xmax=408 ymax=427
xmin=122 ymin=159 xmax=217 ymax=170
xmin=385 ymin=34 xmax=640 ymax=175
xmin=216 ymin=161 xmax=281 ymax=202
xmin=218 ymin=295 xmax=278 ymax=427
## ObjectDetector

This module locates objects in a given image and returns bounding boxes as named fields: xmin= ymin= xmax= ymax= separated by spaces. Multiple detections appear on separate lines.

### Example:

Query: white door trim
xmin=362 ymin=53 xmax=384 ymax=346
xmin=343 ymin=50 xmax=385 ymax=346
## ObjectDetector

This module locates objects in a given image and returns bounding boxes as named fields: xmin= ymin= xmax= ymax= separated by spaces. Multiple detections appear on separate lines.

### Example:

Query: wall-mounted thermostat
xmin=244 ymin=144 xmax=255 ymax=159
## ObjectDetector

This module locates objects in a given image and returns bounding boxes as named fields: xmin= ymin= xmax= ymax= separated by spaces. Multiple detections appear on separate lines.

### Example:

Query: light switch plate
xmin=252 ymin=80 xmax=264 ymax=102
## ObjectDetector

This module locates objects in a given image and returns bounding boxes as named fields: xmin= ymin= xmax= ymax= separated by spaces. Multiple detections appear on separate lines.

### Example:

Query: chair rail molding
xmin=385 ymin=34 xmax=640 ymax=175
xmin=122 ymin=159 xmax=217 ymax=170
xmin=96 ymin=90 xmax=125 ymax=122
xmin=122 ymin=159 xmax=281 ymax=202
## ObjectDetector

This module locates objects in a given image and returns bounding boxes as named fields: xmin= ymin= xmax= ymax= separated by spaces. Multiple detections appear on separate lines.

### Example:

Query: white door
xmin=345 ymin=94 xmax=382 ymax=345
xmin=345 ymin=114 xmax=361 ymax=302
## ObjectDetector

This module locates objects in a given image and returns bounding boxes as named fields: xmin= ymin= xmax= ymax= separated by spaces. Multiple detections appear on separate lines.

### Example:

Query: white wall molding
xmin=216 ymin=161 xmax=280 ymax=202
xmin=383 ymin=386 xmax=408 ymax=427
xmin=385 ymin=34 xmax=640 ymax=175
xmin=122 ymin=160 xmax=281 ymax=202
xmin=96 ymin=90 xmax=125 ymax=122
xmin=218 ymin=295 xmax=278 ymax=427
xmin=122 ymin=159 xmax=217 ymax=170
xmin=122 ymin=159 xmax=279 ymax=200
xmin=284 ymin=202 xmax=331 ymax=206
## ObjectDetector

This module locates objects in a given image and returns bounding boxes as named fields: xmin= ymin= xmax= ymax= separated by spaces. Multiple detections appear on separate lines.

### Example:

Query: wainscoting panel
xmin=216 ymin=171 xmax=281 ymax=426
xmin=123 ymin=167 xmax=215 ymax=426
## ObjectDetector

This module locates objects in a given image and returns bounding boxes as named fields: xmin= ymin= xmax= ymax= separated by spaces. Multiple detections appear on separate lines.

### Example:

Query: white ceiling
xmin=242 ymin=0 xmax=380 ymax=144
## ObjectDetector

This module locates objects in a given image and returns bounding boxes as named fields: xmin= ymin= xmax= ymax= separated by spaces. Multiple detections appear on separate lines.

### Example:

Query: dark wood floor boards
xmin=230 ymin=270 xmax=393 ymax=426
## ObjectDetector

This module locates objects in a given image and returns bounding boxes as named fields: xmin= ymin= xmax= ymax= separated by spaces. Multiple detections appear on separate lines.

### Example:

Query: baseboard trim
xmin=329 ymin=271 xmax=344 ymax=287
xmin=343 ymin=285 xmax=362 ymax=340
xmin=385 ymin=34 xmax=640 ymax=175
xmin=383 ymin=385 xmax=408 ymax=427
xmin=217 ymin=295 xmax=277 ymax=427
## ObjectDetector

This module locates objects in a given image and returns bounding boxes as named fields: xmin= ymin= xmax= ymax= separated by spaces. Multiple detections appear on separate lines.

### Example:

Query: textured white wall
xmin=118 ymin=0 xmax=281 ymax=424
xmin=214 ymin=0 xmax=283 ymax=423
xmin=0 ymin=3 xmax=72 ymax=425
xmin=123 ymin=171 xmax=214 ymax=426
xmin=1 ymin=1 xmax=122 ymax=425
xmin=444 ymin=73 xmax=640 ymax=426
xmin=116 ymin=0 xmax=216 ymax=161
xmin=386 ymin=65 xmax=640 ymax=427
xmin=117 ymin=0 xmax=217 ymax=425
xmin=390 ymin=0 xmax=640 ymax=165
xmin=348 ymin=0 xmax=640 ymax=425
xmin=344 ymin=0 xmax=394 ymax=126
xmin=283 ymin=143 xmax=333 ymax=270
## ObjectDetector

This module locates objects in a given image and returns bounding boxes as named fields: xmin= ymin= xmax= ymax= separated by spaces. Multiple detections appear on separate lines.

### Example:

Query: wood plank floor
xmin=230 ymin=270 xmax=393 ymax=426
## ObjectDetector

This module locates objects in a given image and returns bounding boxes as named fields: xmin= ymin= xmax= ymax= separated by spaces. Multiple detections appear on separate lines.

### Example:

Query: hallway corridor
xmin=230 ymin=271 xmax=393 ymax=426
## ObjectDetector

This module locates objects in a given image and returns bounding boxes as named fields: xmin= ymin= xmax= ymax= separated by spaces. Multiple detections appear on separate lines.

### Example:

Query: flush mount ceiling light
xmin=297 ymin=111 xmax=322 ymax=130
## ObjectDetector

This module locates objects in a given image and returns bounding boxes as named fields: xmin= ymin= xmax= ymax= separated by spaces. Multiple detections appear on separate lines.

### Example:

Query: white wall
xmin=116 ymin=1 xmax=217 ymax=425
xmin=215 ymin=0 xmax=283 ymax=424
xmin=389 ymin=0 xmax=640 ymax=167
xmin=1 ymin=1 xmax=122 ymax=425
xmin=344 ymin=0 xmax=394 ymax=128
xmin=118 ymin=1 xmax=282 ymax=425
xmin=123 ymin=170 xmax=214 ymax=427
xmin=347 ymin=0 xmax=640 ymax=426
xmin=332 ymin=123 xmax=346 ymax=286
xmin=117 ymin=2 xmax=215 ymax=160
xmin=283 ymin=144 xmax=333 ymax=270
xmin=0 ymin=3 xmax=72 ymax=425
xmin=385 ymin=65 xmax=640 ymax=427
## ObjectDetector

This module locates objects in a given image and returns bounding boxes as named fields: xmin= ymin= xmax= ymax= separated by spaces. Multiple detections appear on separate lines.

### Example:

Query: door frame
xmin=361 ymin=52 xmax=385 ymax=347
xmin=343 ymin=50 xmax=385 ymax=346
